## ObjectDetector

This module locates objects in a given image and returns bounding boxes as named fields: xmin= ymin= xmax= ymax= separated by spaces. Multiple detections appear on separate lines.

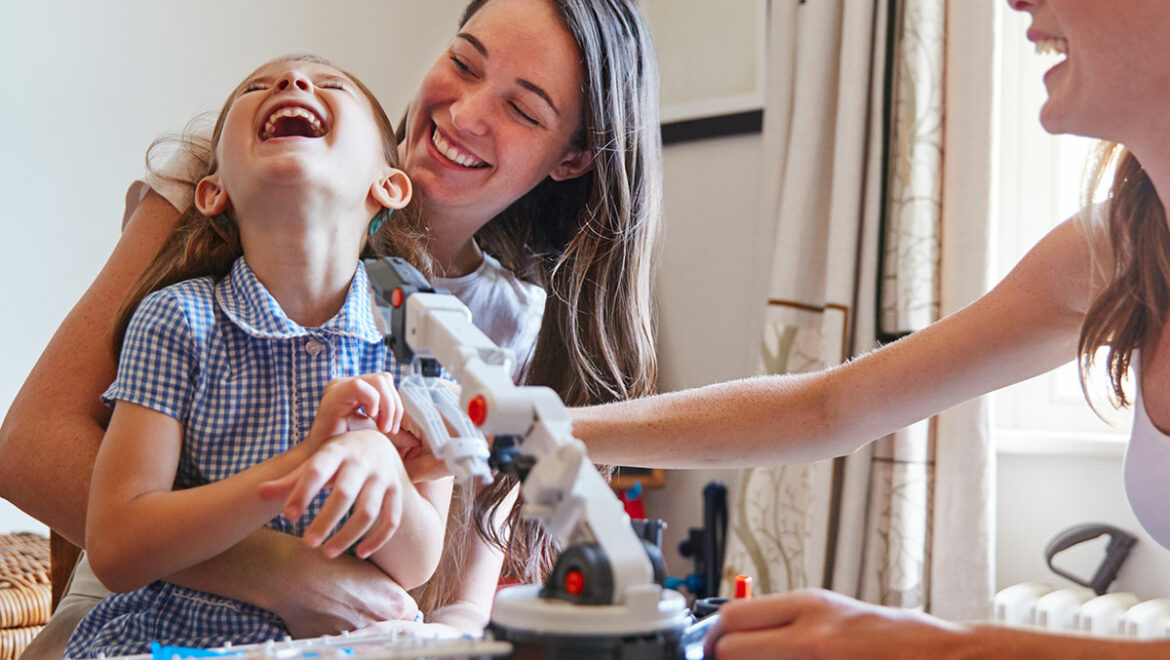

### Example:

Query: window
xmin=992 ymin=6 xmax=1128 ymax=453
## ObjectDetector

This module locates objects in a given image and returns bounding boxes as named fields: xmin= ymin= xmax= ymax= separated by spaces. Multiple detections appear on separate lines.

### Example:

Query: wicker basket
xmin=0 ymin=533 xmax=50 ymax=660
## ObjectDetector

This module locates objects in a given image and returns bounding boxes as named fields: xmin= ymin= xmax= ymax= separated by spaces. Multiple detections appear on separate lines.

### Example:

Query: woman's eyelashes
xmin=450 ymin=53 xmax=474 ymax=77
xmin=449 ymin=52 xmax=544 ymax=128
xmin=511 ymin=102 xmax=541 ymax=126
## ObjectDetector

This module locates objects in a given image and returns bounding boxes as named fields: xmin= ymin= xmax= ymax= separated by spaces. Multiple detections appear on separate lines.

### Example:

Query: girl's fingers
xmin=362 ymin=372 xmax=398 ymax=433
xmin=324 ymin=476 xmax=386 ymax=558
xmin=304 ymin=461 xmax=367 ymax=550
xmin=315 ymin=379 xmax=382 ymax=442
xmin=354 ymin=488 xmax=401 ymax=558
xmin=388 ymin=389 xmax=404 ymax=435
xmin=284 ymin=448 xmax=343 ymax=520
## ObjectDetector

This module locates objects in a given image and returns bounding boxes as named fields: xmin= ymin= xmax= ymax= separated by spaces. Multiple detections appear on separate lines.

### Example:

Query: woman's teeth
xmin=1035 ymin=38 xmax=1068 ymax=57
xmin=432 ymin=128 xmax=487 ymax=168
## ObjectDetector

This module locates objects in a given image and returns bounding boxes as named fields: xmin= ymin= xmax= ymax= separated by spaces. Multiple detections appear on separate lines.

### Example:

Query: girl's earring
xmin=368 ymin=209 xmax=392 ymax=236
xmin=214 ymin=212 xmax=235 ymax=226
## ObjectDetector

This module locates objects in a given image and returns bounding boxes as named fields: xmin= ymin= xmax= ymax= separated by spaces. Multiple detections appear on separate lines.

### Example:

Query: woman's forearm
xmin=0 ymin=190 xmax=181 ymax=544
xmin=166 ymin=527 xmax=418 ymax=635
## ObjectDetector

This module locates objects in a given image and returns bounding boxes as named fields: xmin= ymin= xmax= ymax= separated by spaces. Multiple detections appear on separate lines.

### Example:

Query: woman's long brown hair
xmin=413 ymin=0 xmax=662 ymax=617
xmin=1078 ymin=143 xmax=1170 ymax=410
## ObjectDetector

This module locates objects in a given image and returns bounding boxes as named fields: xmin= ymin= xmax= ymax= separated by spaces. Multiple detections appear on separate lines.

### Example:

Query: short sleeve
xmin=101 ymin=289 xmax=200 ymax=422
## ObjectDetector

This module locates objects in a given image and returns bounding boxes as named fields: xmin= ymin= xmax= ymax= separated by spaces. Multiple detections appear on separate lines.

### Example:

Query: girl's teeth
xmin=432 ymin=128 xmax=485 ymax=168
xmin=260 ymin=106 xmax=325 ymax=140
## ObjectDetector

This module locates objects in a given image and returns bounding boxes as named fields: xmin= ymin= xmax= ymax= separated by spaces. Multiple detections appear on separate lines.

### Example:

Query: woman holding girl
xmin=0 ymin=0 xmax=662 ymax=653
xmin=65 ymin=53 xmax=452 ymax=658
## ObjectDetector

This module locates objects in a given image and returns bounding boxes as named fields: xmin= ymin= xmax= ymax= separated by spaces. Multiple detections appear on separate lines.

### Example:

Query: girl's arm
xmin=85 ymin=400 xmax=321 ymax=593
xmin=368 ymin=472 xmax=453 ymax=591
xmin=574 ymin=214 xmax=1098 ymax=468
xmin=428 ymin=484 xmax=517 ymax=633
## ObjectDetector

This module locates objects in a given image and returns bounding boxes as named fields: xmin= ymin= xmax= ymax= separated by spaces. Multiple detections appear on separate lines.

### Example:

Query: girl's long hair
xmin=414 ymin=0 xmax=662 ymax=616
xmin=1078 ymin=143 xmax=1170 ymax=410
xmin=113 ymin=54 xmax=426 ymax=355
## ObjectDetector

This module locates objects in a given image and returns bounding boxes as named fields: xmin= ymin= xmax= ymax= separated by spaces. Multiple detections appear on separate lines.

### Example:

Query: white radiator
xmin=993 ymin=583 xmax=1170 ymax=639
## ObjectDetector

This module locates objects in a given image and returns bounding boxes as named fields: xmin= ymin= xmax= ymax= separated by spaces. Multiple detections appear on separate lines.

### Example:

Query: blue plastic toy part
xmin=624 ymin=480 xmax=643 ymax=500
xmin=665 ymin=573 xmax=705 ymax=595
xmin=150 ymin=642 xmax=243 ymax=660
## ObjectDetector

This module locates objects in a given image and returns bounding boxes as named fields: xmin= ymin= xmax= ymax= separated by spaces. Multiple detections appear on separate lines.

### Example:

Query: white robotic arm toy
xmin=365 ymin=257 xmax=690 ymax=658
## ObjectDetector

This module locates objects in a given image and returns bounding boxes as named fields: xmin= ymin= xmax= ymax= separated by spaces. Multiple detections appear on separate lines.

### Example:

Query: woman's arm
xmin=574 ymin=215 xmax=1097 ymax=468
xmin=0 ymin=190 xmax=180 ymax=544
xmin=707 ymin=589 xmax=1170 ymax=660
xmin=86 ymin=401 xmax=321 ymax=593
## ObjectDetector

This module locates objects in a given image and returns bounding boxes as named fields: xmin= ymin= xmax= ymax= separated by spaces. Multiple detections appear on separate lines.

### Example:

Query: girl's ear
xmin=370 ymin=168 xmax=413 ymax=211
xmin=549 ymin=148 xmax=594 ymax=181
xmin=194 ymin=174 xmax=231 ymax=216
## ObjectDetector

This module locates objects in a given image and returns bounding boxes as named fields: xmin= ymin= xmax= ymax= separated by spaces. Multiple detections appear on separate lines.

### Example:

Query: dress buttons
xmin=304 ymin=339 xmax=325 ymax=356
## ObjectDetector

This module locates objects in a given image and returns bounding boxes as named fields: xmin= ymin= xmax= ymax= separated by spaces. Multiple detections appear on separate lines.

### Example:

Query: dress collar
xmin=215 ymin=257 xmax=382 ymax=343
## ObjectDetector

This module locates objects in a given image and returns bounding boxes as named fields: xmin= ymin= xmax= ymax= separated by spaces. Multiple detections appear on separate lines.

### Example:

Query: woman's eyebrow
xmin=456 ymin=32 xmax=561 ymax=117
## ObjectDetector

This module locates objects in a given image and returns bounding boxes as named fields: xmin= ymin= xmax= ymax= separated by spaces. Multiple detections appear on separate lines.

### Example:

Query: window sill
xmin=994 ymin=428 xmax=1127 ymax=459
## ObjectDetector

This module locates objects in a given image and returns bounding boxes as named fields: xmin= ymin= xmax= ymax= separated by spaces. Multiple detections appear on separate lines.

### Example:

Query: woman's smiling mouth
xmin=431 ymin=124 xmax=489 ymax=168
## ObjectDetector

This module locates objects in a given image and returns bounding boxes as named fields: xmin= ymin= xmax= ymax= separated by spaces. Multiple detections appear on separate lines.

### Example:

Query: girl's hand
xmin=392 ymin=416 xmax=457 ymax=483
xmin=259 ymin=429 xmax=408 ymax=559
xmin=307 ymin=373 xmax=404 ymax=450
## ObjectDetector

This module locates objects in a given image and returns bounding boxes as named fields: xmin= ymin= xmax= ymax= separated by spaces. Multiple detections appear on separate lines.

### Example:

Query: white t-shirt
xmin=434 ymin=253 xmax=545 ymax=381
xmin=1125 ymin=356 xmax=1170 ymax=549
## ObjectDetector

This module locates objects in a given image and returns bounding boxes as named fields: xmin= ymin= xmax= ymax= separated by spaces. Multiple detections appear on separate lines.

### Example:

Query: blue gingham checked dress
xmin=66 ymin=257 xmax=405 ymax=659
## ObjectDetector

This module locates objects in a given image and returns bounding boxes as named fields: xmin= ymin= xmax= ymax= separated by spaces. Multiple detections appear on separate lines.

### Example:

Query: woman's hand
xmin=706 ymin=588 xmax=968 ymax=660
xmin=259 ymin=429 xmax=409 ymax=559
xmin=307 ymin=373 xmax=404 ymax=451
xmin=272 ymin=536 xmax=420 ymax=637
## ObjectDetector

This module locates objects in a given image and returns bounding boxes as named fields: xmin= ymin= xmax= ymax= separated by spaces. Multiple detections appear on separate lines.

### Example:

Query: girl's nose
xmin=275 ymin=70 xmax=312 ymax=93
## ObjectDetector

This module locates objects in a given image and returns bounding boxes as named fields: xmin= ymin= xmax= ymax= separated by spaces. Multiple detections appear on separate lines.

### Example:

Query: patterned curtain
xmin=721 ymin=0 xmax=995 ymax=620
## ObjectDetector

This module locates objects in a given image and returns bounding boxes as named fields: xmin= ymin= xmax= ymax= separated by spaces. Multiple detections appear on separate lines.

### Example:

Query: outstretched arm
xmin=574 ymin=215 xmax=1098 ymax=468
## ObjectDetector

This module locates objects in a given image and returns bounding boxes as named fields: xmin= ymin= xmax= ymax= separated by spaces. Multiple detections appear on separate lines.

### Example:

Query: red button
xmin=468 ymin=395 xmax=487 ymax=426
xmin=735 ymin=574 xmax=753 ymax=599
xmin=391 ymin=288 xmax=404 ymax=308
xmin=565 ymin=570 xmax=585 ymax=596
